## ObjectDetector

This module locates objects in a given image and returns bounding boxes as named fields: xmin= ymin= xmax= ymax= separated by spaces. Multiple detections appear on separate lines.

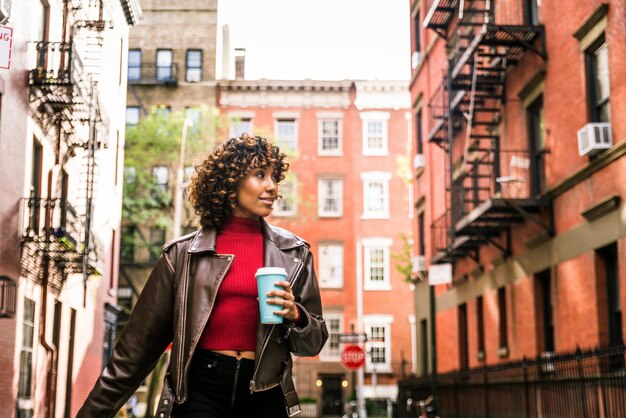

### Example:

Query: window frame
xmin=318 ymin=242 xmax=344 ymax=288
xmin=125 ymin=106 xmax=140 ymax=126
xmin=361 ymin=172 xmax=391 ymax=219
xmin=128 ymin=48 xmax=141 ymax=81
xmin=185 ymin=49 xmax=202 ymax=82
xmin=229 ymin=117 xmax=252 ymax=138
xmin=156 ymin=49 xmax=173 ymax=81
xmin=361 ymin=112 xmax=390 ymax=156
xmin=275 ymin=118 xmax=298 ymax=151
xmin=318 ymin=118 xmax=343 ymax=156
xmin=320 ymin=312 xmax=344 ymax=361
xmin=317 ymin=177 xmax=343 ymax=218
xmin=362 ymin=237 xmax=392 ymax=290
xmin=585 ymin=35 xmax=610 ymax=123
xmin=364 ymin=314 xmax=393 ymax=373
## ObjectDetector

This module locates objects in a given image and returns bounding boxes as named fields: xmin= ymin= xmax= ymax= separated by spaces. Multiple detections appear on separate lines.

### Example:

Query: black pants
xmin=172 ymin=350 xmax=288 ymax=418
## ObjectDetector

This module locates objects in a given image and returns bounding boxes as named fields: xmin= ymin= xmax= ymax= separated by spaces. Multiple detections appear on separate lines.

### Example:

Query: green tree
xmin=121 ymin=106 xmax=219 ymax=261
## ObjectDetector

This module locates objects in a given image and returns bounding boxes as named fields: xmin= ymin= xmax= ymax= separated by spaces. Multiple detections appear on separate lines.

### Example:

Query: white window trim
xmin=361 ymin=111 xmax=390 ymax=156
xmin=363 ymin=314 xmax=393 ymax=373
xmin=273 ymin=175 xmax=298 ymax=217
xmin=318 ymin=242 xmax=344 ymax=288
xmin=362 ymin=237 xmax=392 ymax=290
xmin=274 ymin=118 xmax=299 ymax=151
xmin=318 ymin=178 xmax=343 ymax=218
xmin=320 ymin=312 xmax=344 ymax=361
xmin=361 ymin=172 xmax=391 ymax=219
xmin=318 ymin=118 xmax=343 ymax=156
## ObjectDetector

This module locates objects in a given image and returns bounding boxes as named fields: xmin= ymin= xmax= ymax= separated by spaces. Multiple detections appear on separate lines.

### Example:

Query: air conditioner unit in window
xmin=411 ymin=255 xmax=426 ymax=273
xmin=577 ymin=122 xmax=612 ymax=157
xmin=413 ymin=153 xmax=425 ymax=170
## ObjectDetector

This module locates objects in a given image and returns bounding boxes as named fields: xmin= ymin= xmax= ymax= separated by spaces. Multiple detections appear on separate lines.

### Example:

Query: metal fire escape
xmin=425 ymin=0 xmax=551 ymax=264
xmin=22 ymin=0 xmax=109 ymax=295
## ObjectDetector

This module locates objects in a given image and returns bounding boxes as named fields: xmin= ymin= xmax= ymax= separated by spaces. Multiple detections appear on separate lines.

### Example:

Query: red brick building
xmin=218 ymin=78 xmax=415 ymax=416
xmin=402 ymin=0 xmax=626 ymax=416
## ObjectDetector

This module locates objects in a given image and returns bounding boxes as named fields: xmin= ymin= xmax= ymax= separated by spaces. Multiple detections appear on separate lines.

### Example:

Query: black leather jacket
xmin=77 ymin=219 xmax=328 ymax=417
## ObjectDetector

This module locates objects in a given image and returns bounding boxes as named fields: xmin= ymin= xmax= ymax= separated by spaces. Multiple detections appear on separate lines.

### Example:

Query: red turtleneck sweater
xmin=200 ymin=216 xmax=263 ymax=351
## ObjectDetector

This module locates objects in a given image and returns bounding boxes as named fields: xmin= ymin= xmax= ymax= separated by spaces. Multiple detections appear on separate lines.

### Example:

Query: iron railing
xmin=397 ymin=346 xmax=626 ymax=418
xmin=128 ymin=62 xmax=179 ymax=85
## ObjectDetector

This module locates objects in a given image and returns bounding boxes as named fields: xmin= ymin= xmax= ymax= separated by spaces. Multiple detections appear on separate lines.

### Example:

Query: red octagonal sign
xmin=341 ymin=345 xmax=366 ymax=370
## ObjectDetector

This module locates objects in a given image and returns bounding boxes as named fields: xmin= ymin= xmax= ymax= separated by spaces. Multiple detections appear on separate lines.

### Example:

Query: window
xmin=273 ymin=174 xmax=297 ymax=216
xmin=528 ymin=97 xmax=545 ymax=195
xmin=364 ymin=315 xmax=393 ymax=372
xmin=152 ymin=166 xmax=169 ymax=192
xmin=275 ymin=119 xmax=297 ymax=151
xmin=148 ymin=227 xmax=165 ymax=263
xmin=361 ymin=112 xmax=389 ymax=156
xmin=597 ymin=243 xmax=622 ymax=347
xmin=186 ymin=49 xmax=202 ymax=82
xmin=419 ymin=318 xmax=428 ymax=375
xmin=363 ymin=238 xmax=392 ymax=290
xmin=586 ymin=36 xmax=610 ymax=123
xmin=128 ymin=49 xmax=141 ymax=81
xmin=416 ymin=109 xmax=423 ymax=154
xmin=412 ymin=7 xmax=422 ymax=69
xmin=125 ymin=106 xmax=140 ymax=126
xmin=155 ymin=106 xmax=171 ymax=119
xmin=319 ymin=243 xmax=343 ymax=288
xmin=318 ymin=119 xmax=342 ymax=155
xmin=156 ymin=49 xmax=173 ymax=81
xmin=525 ymin=0 xmax=541 ymax=25
xmin=318 ymin=178 xmax=343 ymax=217
xmin=362 ymin=172 xmax=391 ymax=219
xmin=418 ymin=212 xmax=425 ymax=255
xmin=458 ymin=303 xmax=468 ymax=370
xmin=498 ymin=287 xmax=509 ymax=355
xmin=476 ymin=296 xmax=485 ymax=359
xmin=18 ymin=298 xmax=36 ymax=402
xmin=320 ymin=312 xmax=343 ymax=360
xmin=230 ymin=117 xmax=252 ymax=138
xmin=534 ymin=269 xmax=554 ymax=353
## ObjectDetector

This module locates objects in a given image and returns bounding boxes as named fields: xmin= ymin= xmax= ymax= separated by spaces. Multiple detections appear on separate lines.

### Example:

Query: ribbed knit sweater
xmin=199 ymin=216 xmax=263 ymax=351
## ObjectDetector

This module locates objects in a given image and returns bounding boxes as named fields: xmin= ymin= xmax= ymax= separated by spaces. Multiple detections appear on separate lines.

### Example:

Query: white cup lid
xmin=255 ymin=267 xmax=287 ymax=277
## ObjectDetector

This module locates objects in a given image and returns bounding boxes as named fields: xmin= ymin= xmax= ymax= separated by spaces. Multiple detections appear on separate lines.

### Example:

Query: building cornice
xmin=119 ymin=0 xmax=142 ymax=25
xmin=217 ymin=79 xmax=353 ymax=109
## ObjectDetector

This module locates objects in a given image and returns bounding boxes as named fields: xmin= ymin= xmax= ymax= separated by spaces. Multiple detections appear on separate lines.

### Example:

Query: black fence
xmin=397 ymin=346 xmax=626 ymax=418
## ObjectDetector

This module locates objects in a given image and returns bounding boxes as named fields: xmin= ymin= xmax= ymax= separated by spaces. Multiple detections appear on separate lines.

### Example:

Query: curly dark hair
xmin=188 ymin=133 xmax=290 ymax=229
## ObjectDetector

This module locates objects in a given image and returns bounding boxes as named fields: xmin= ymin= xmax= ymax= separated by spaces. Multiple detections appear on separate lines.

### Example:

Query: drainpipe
xmin=40 ymin=167 xmax=61 ymax=418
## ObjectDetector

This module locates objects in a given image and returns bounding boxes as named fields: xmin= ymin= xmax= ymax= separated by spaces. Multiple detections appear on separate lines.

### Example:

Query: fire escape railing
xmin=24 ymin=2 xmax=108 ymax=294
xmin=425 ymin=0 xmax=548 ymax=264
xmin=128 ymin=62 xmax=179 ymax=86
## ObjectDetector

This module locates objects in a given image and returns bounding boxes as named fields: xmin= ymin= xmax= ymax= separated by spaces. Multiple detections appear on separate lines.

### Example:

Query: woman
xmin=77 ymin=134 xmax=328 ymax=418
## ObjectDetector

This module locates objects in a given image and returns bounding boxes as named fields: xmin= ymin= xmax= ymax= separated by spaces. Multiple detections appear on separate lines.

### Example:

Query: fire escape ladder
xmin=23 ymin=1 xmax=107 ymax=293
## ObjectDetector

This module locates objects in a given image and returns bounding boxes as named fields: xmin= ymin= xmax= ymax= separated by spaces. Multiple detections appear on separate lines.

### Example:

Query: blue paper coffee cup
xmin=256 ymin=267 xmax=287 ymax=324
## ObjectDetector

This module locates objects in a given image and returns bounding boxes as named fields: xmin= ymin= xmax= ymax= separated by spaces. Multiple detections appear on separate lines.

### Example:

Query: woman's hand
xmin=267 ymin=280 xmax=300 ymax=322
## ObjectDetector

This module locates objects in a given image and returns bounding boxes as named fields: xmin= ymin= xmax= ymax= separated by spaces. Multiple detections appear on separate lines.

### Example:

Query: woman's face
xmin=232 ymin=165 xmax=279 ymax=220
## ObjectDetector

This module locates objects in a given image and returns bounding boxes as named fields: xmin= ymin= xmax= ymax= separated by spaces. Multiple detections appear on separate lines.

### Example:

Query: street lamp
xmin=173 ymin=118 xmax=193 ymax=239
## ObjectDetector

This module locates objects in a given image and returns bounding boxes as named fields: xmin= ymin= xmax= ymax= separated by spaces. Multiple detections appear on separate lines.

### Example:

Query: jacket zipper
xmin=250 ymin=258 xmax=305 ymax=392
xmin=175 ymin=250 xmax=192 ymax=398
xmin=231 ymin=358 xmax=242 ymax=405
xmin=177 ymin=253 xmax=234 ymax=401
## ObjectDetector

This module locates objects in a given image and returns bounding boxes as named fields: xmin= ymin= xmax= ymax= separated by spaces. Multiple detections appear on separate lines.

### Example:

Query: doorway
xmin=321 ymin=374 xmax=343 ymax=416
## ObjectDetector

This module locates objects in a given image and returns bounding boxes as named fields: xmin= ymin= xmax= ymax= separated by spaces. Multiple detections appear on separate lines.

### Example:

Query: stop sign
xmin=341 ymin=345 xmax=366 ymax=370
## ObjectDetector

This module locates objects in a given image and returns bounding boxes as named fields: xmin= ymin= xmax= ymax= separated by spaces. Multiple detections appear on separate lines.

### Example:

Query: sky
xmin=217 ymin=0 xmax=411 ymax=81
